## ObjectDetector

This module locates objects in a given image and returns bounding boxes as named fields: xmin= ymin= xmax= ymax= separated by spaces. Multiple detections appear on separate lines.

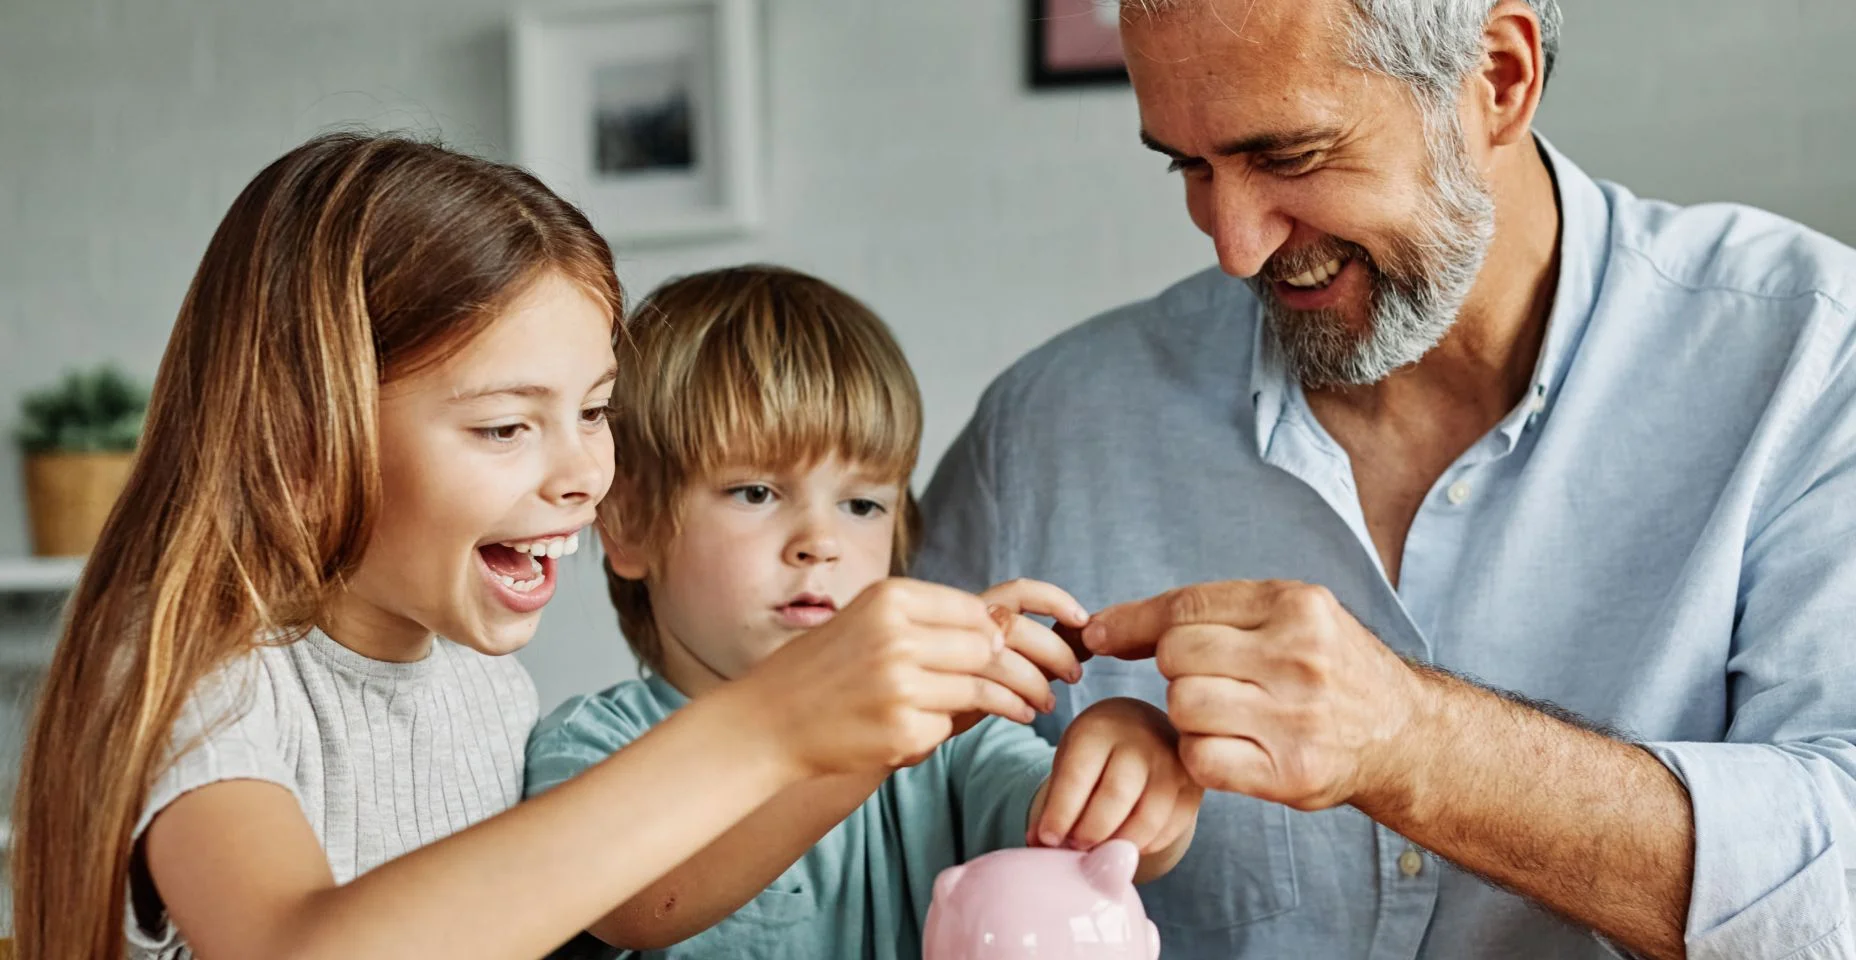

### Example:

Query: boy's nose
xmin=786 ymin=531 xmax=841 ymax=566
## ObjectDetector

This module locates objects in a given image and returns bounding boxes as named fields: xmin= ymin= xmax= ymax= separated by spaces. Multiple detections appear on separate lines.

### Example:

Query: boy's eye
xmin=729 ymin=485 xmax=774 ymax=506
xmin=845 ymin=498 xmax=888 ymax=518
xmin=476 ymin=423 xmax=524 ymax=443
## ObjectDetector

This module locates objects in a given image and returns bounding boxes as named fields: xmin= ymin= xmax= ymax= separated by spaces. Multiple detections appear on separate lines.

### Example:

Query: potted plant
xmin=14 ymin=366 xmax=148 ymax=557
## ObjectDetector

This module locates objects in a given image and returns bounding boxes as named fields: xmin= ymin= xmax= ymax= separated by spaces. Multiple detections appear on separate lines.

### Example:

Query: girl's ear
xmin=597 ymin=521 xmax=650 ymax=580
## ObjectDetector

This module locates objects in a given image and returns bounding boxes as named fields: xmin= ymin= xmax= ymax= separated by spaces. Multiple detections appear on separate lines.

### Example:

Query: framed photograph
xmin=1028 ymin=0 xmax=1129 ymax=89
xmin=512 ymin=0 xmax=761 ymax=247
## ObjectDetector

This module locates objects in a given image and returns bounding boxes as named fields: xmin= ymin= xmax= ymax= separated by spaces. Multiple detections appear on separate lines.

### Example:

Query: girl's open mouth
xmin=476 ymin=531 xmax=580 ymax=614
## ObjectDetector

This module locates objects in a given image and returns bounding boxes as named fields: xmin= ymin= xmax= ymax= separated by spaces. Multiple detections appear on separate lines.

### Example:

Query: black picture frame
xmin=1027 ymin=0 xmax=1131 ymax=89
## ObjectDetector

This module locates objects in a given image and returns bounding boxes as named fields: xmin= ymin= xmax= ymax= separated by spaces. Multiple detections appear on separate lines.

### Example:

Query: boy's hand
xmin=740 ymin=578 xmax=1038 ymax=778
xmin=1030 ymin=697 xmax=1202 ymax=882
xmin=949 ymin=579 xmax=1092 ymax=737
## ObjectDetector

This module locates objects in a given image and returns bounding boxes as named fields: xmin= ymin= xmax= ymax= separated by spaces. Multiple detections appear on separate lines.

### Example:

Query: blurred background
xmin=1 ymin=0 xmax=1854 ymax=930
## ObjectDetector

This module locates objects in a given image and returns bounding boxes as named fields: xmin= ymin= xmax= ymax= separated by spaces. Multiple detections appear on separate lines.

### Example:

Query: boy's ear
xmin=597 ymin=522 xmax=650 ymax=580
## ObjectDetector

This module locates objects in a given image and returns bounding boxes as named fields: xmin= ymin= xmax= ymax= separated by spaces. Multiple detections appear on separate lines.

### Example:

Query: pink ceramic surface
xmin=924 ymin=840 xmax=1161 ymax=959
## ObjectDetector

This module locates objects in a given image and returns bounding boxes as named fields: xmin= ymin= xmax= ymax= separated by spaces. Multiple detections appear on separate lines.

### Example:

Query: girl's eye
xmin=477 ymin=424 xmax=524 ymax=443
xmin=846 ymin=498 xmax=888 ymax=518
xmin=581 ymin=403 xmax=612 ymax=426
xmin=730 ymin=485 xmax=774 ymax=506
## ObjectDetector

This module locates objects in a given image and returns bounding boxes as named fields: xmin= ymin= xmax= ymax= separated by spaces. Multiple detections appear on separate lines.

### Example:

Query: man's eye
xmin=1262 ymin=151 xmax=1321 ymax=175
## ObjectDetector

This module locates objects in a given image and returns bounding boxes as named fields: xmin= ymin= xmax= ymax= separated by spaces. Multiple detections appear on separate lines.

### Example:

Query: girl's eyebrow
xmin=449 ymin=382 xmax=553 ymax=403
xmin=449 ymin=366 xmax=618 ymax=404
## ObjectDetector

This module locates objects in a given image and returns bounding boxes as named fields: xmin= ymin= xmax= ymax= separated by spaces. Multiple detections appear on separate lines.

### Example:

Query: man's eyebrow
xmin=1140 ymin=129 xmax=1191 ymax=160
xmin=1141 ymin=127 xmax=1344 ymax=161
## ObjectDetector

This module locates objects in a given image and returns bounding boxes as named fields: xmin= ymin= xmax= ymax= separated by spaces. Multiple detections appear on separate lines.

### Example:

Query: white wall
xmin=2 ymin=0 xmax=1855 ymax=712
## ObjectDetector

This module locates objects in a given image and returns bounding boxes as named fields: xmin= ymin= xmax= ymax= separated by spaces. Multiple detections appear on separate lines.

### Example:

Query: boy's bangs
xmin=667 ymin=310 xmax=921 ymax=483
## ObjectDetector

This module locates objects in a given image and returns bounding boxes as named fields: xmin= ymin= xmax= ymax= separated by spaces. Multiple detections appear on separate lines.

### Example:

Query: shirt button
xmin=1446 ymin=480 xmax=1472 ymax=505
xmin=1399 ymin=847 xmax=1424 ymax=877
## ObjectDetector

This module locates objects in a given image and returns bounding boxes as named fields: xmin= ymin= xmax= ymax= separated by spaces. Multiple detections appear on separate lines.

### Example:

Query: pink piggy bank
xmin=923 ymin=839 xmax=1161 ymax=959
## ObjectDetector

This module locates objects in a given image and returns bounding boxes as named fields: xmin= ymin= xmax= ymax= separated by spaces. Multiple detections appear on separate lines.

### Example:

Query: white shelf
xmin=0 ymin=557 xmax=83 ymax=594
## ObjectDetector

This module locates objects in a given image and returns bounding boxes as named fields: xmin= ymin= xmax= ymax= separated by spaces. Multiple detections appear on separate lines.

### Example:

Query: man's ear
xmin=597 ymin=520 xmax=650 ymax=580
xmin=1474 ymin=0 xmax=1548 ymax=148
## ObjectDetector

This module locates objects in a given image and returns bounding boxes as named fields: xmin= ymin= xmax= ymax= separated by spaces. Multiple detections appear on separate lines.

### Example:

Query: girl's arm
xmin=147 ymin=681 xmax=799 ymax=960
xmin=576 ymin=577 xmax=1089 ymax=950
xmin=146 ymin=579 xmax=1019 ymax=960
xmin=582 ymin=770 xmax=888 ymax=950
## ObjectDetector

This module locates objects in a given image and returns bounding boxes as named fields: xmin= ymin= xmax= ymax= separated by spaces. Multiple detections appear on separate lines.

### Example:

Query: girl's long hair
xmin=11 ymin=132 xmax=622 ymax=960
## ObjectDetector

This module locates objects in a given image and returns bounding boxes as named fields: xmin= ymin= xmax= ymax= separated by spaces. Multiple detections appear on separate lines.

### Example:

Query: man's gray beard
xmin=1251 ymin=121 xmax=1498 ymax=389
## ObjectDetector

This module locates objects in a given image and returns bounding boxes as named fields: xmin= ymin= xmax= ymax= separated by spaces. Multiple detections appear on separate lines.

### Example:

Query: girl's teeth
xmin=497 ymin=572 xmax=544 ymax=593
xmin=505 ymin=532 xmax=582 ymax=556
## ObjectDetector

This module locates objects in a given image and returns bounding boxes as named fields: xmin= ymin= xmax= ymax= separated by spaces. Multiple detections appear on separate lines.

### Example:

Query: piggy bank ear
xmin=933 ymin=863 xmax=968 ymax=904
xmin=1081 ymin=839 xmax=1140 ymax=893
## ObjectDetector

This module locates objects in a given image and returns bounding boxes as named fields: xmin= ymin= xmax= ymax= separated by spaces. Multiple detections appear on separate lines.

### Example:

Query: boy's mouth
xmin=475 ymin=531 xmax=582 ymax=613
xmin=775 ymin=593 xmax=838 ymax=629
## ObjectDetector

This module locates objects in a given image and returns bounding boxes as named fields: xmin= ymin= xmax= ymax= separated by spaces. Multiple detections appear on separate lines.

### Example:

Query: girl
xmin=11 ymin=133 xmax=1033 ymax=960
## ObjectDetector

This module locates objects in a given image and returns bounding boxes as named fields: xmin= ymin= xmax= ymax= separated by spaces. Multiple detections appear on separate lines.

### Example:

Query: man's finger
xmin=1154 ymin=623 xmax=1268 ymax=681
xmin=1082 ymin=581 xmax=1284 ymax=660
xmin=1179 ymin=733 xmax=1277 ymax=797
xmin=1167 ymin=675 xmax=1271 ymax=737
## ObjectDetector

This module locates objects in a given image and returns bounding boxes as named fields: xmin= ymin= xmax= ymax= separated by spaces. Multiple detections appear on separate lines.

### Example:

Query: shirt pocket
xmin=1139 ymin=791 xmax=1299 ymax=932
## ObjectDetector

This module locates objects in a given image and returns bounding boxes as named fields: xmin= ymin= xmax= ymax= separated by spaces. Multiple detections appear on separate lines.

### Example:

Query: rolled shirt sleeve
xmin=1645 ymin=328 xmax=1856 ymax=959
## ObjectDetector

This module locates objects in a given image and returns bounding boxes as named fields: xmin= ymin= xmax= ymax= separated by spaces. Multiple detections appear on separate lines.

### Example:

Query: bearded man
xmin=915 ymin=2 xmax=1856 ymax=958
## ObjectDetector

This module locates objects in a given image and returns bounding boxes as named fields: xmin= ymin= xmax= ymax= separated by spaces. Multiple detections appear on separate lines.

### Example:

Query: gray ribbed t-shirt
xmin=126 ymin=628 xmax=539 ymax=959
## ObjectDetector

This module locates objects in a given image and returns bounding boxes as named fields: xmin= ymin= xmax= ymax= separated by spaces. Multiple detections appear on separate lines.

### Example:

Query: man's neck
xmin=1302 ymin=138 xmax=1563 ymax=587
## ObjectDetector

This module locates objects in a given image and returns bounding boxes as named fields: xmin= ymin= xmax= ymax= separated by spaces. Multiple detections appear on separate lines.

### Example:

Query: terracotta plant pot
xmin=23 ymin=451 xmax=135 ymax=557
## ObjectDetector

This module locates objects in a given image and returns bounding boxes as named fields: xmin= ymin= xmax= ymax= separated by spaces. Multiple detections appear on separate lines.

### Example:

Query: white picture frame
xmin=511 ymin=0 xmax=762 ymax=248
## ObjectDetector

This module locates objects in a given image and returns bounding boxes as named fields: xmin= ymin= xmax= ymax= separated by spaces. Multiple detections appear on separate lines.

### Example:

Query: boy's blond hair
xmin=602 ymin=265 xmax=924 ymax=673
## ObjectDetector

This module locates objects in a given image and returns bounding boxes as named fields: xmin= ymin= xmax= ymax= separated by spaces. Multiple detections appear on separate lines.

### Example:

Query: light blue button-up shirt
xmin=914 ymin=141 xmax=1856 ymax=959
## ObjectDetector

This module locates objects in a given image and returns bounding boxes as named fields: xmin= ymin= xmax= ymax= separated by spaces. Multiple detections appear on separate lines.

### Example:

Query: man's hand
xmin=1082 ymin=580 xmax=1433 ymax=812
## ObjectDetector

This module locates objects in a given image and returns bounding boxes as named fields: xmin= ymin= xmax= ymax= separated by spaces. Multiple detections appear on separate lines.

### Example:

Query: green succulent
xmin=15 ymin=366 xmax=149 ymax=454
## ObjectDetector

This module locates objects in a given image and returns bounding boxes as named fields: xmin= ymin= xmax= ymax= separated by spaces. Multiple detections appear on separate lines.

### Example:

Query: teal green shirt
xmin=525 ymin=674 xmax=1054 ymax=960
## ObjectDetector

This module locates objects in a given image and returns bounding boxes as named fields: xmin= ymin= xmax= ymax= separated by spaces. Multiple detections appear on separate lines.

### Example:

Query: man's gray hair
xmin=1125 ymin=0 xmax=1563 ymax=105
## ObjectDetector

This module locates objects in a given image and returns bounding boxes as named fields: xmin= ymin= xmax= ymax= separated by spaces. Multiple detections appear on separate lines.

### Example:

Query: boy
xmin=528 ymin=266 xmax=1200 ymax=958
